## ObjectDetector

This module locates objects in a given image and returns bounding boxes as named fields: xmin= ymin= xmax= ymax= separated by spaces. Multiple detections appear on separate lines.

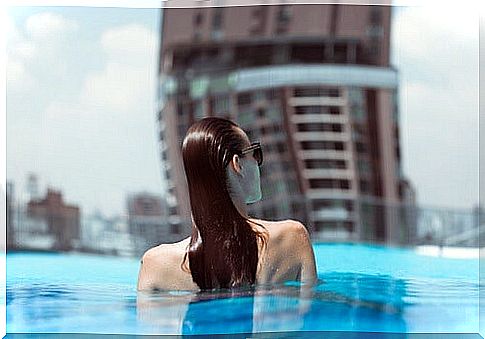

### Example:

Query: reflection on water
xmin=6 ymin=249 xmax=479 ymax=334
xmin=136 ymin=275 xmax=409 ymax=334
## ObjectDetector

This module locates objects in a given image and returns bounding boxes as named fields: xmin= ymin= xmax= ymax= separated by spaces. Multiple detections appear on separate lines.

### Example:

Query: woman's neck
xmin=232 ymin=193 xmax=249 ymax=218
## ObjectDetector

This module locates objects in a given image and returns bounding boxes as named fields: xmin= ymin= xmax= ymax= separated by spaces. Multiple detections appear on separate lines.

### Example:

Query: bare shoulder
xmin=137 ymin=238 xmax=194 ymax=291
xmin=285 ymin=219 xmax=311 ymax=238
xmin=140 ymin=242 xmax=173 ymax=267
xmin=252 ymin=218 xmax=307 ymax=236
xmin=250 ymin=218 xmax=312 ymax=284
xmin=141 ymin=238 xmax=189 ymax=263
xmin=249 ymin=218 xmax=310 ymax=248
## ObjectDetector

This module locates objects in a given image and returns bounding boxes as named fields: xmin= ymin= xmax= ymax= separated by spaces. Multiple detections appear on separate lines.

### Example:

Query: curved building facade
xmin=158 ymin=3 xmax=406 ymax=243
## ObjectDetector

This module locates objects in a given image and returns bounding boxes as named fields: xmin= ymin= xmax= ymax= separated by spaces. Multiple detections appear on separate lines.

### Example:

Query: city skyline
xmin=6 ymin=4 xmax=479 ymax=218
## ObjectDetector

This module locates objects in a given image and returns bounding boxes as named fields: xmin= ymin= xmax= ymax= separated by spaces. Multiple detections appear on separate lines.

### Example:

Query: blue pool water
xmin=6 ymin=243 xmax=481 ymax=335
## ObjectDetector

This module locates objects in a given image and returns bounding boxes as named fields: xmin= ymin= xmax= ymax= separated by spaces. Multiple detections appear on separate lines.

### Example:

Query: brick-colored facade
xmin=27 ymin=188 xmax=80 ymax=251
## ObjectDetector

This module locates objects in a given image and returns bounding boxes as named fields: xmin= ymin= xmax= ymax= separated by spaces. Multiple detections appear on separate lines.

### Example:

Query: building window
xmin=261 ymin=126 xmax=268 ymax=136
xmin=392 ymin=89 xmax=399 ymax=123
xmin=161 ymin=149 xmax=168 ymax=162
xmin=369 ymin=6 xmax=382 ymax=25
xmin=352 ymin=124 xmax=366 ymax=140
xmin=328 ymin=88 xmax=340 ymax=97
xmin=177 ymin=101 xmax=192 ymax=119
xmin=272 ymin=123 xmax=282 ymax=133
xmin=169 ymin=206 xmax=177 ymax=216
xmin=212 ymin=8 xmax=223 ymax=30
xmin=276 ymin=142 xmax=286 ymax=154
xmin=294 ymin=106 xmax=320 ymax=115
xmin=262 ymin=143 xmax=271 ymax=154
xmin=301 ymin=141 xmax=345 ymax=151
xmin=357 ymin=158 xmax=371 ymax=174
xmin=305 ymin=159 xmax=346 ymax=170
xmin=297 ymin=123 xmax=343 ymax=133
xmin=250 ymin=6 xmax=268 ymax=35
xmin=355 ymin=142 xmax=367 ymax=154
xmin=234 ymin=44 xmax=273 ymax=67
xmin=314 ymin=221 xmax=341 ymax=232
xmin=194 ymin=11 xmax=204 ymax=26
xmin=293 ymin=105 xmax=341 ymax=115
xmin=287 ymin=179 xmax=299 ymax=193
xmin=211 ymin=95 xmax=230 ymax=115
xmin=254 ymin=90 xmax=266 ymax=102
xmin=294 ymin=87 xmax=339 ymax=97
xmin=237 ymin=92 xmax=252 ymax=106
xmin=294 ymin=87 xmax=318 ymax=97
xmin=194 ymin=100 xmax=205 ymax=119
xmin=275 ymin=5 xmax=292 ymax=34
xmin=359 ymin=180 xmax=372 ymax=194
xmin=266 ymin=88 xmax=281 ymax=101
xmin=334 ymin=43 xmax=348 ymax=63
xmin=178 ymin=124 xmax=187 ymax=138
xmin=348 ymin=87 xmax=365 ymax=120
xmin=340 ymin=180 xmax=350 ymax=189
xmin=177 ymin=102 xmax=184 ymax=116
xmin=211 ymin=7 xmax=224 ymax=39
xmin=309 ymin=179 xmax=350 ymax=190
xmin=290 ymin=44 xmax=324 ymax=63
xmin=312 ymin=199 xmax=353 ymax=212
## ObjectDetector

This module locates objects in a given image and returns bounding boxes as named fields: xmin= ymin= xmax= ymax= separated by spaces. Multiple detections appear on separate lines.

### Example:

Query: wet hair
xmin=180 ymin=117 xmax=268 ymax=290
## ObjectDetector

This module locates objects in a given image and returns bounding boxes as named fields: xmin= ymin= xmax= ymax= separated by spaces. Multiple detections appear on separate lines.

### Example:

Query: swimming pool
xmin=6 ymin=243 xmax=481 ymax=335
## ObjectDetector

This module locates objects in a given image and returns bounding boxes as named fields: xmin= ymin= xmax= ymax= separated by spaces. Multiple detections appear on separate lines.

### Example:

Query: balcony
xmin=288 ymin=97 xmax=346 ymax=107
xmin=291 ymin=114 xmax=347 ymax=124
xmin=312 ymin=207 xmax=353 ymax=221
xmin=303 ymin=169 xmax=354 ymax=179
xmin=298 ymin=150 xmax=351 ymax=160
xmin=293 ymin=131 xmax=351 ymax=142
xmin=306 ymin=189 xmax=357 ymax=199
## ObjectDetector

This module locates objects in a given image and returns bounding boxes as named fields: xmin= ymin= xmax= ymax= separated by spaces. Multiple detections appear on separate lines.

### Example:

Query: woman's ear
xmin=231 ymin=154 xmax=243 ymax=175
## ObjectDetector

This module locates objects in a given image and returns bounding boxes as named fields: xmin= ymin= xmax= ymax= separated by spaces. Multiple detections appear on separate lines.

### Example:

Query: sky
xmin=5 ymin=4 xmax=479 ymax=217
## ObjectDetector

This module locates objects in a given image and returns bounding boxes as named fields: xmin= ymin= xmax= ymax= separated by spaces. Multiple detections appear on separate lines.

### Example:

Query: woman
xmin=137 ymin=117 xmax=317 ymax=291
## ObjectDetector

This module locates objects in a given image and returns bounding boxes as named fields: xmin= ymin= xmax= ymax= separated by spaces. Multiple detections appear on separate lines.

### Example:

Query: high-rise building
xmin=126 ymin=192 xmax=175 ymax=255
xmin=158 ymin=4 xmax=407 ymax=243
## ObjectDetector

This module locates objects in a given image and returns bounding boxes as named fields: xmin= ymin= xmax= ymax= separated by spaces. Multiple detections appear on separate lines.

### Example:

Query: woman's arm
xmin=292 ymin=221 xmax=317 ymax=286
xmin=137 ymin=249 xmax=155 ymax=291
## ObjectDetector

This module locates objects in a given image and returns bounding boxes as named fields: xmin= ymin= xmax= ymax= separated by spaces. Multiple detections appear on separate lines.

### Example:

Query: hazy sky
xmin=6 ymin=4 xmax=479 ymax=217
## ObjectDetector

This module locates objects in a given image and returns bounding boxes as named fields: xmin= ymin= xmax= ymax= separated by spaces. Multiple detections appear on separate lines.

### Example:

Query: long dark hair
xmin=180 ymin=117 xmax=268 ymax=290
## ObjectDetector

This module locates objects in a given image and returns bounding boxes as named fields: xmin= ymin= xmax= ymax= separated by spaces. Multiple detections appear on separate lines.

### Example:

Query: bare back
xmin=136 ymin=218 xmax=317 ymax=291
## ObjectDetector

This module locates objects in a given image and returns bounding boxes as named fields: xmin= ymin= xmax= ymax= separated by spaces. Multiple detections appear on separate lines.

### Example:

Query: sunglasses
xmin=237 ymin=142 xmax=263 ymax=166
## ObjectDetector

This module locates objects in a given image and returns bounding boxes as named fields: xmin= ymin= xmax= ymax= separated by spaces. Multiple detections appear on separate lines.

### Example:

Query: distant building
xmin=26 ymin=173 xmax=41 ymax=202
xmin=126 ymin=192 xmax=174 ymax=256
xmin=81 ymin=210 xmax=108 ymax=252
xmin=157 ymin=4 xmax=409 ymax=243
xmin=107 ymin=216 xmax=135 ymax=257
xmin=27 ymin=188 xmax=81 ymax=251
xmin=81 ymin=212 xmax=135 ymax=256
